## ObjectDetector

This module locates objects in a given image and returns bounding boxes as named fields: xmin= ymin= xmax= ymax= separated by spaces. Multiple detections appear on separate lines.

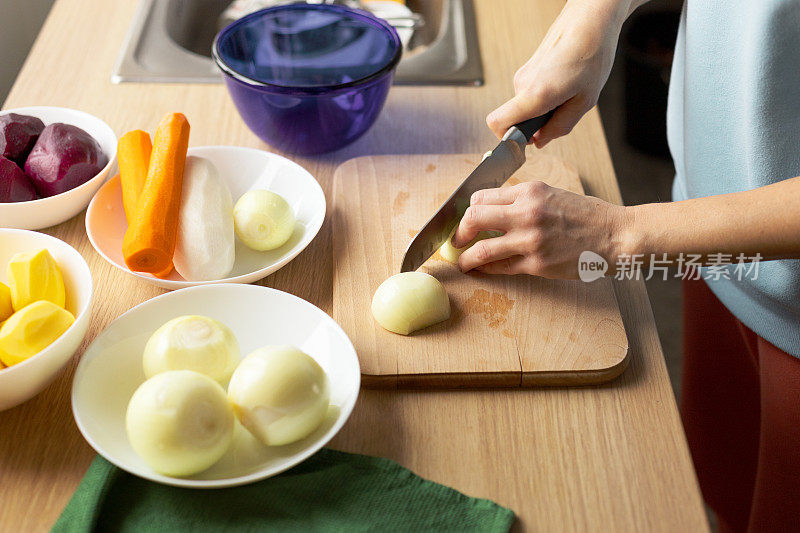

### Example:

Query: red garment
xmin=681 ymin=278 xmax=800 ymax=533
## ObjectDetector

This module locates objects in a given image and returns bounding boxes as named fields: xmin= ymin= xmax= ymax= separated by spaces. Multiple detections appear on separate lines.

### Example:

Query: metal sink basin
xmin=113 ymin=0 xmax=483 ymax=85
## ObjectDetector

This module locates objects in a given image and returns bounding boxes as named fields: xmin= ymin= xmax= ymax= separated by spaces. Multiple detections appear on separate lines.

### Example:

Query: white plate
xmin=0 ymin=106 xmax=117 ymax=230
xmin=85 ymin=146 xmax=326 ymax=289
xmin=71 ymin=283 xmax=360 ymax=488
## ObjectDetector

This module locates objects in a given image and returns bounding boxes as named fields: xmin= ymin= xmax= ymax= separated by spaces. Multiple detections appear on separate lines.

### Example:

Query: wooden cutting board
xmin=332 ymin=154 xmax=628 ymax=389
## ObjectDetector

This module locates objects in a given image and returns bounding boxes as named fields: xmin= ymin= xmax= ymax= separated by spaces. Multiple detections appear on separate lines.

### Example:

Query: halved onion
xmin=371 ymin=272 xmax=450 ymax=335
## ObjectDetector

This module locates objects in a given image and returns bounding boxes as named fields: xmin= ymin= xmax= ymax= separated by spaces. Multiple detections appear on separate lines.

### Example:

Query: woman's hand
xmin=487 ymin=0 xmax=629 ymax=147
xmin=454 ymin=176 xmax=800 ymax=279
xmin=453 ymin=181 xmax=632 ymax=279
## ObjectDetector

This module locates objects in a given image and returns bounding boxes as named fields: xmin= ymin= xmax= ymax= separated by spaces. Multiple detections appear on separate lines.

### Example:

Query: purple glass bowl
xmin=213 ymin=4 xmax=402 ymax=155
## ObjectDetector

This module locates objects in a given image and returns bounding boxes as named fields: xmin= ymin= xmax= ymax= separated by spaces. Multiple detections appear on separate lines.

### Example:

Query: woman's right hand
xmin=487 ymin=0 xmax=630 ymax=147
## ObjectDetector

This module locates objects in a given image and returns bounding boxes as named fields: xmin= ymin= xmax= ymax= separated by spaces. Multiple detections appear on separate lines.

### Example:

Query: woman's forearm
xmin=623 ymin=177 xmax=800 ymax=263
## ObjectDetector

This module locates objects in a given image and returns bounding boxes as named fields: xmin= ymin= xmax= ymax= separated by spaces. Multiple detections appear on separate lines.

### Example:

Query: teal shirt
xmin=667 ymin=0 xmax=800 ymax=356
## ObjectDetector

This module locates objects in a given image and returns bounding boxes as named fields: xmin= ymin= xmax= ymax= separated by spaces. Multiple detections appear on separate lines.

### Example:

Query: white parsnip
xmin=173 ymin=156 xmax=235 ymax=281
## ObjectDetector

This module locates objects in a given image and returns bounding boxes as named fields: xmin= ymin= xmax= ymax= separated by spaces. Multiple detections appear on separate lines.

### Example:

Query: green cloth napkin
xmin=52 ymin=449 xmax=515 ymax=532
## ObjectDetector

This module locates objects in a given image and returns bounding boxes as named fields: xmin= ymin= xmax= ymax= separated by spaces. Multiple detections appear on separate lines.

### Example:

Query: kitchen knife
xmin=399 ymin=110 xmax=555 ymax=272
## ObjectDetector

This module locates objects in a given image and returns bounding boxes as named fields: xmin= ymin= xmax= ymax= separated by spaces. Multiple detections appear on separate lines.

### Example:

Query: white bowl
xmin=0 ymin=229 xmax=93 ymax=411
xmin=0 ymin=106 xmax=117 ymax=230
xmin=86 ymin=146 xmax=326 ymax=290
xmin=71 ymin=283 xmax=360 ymax=488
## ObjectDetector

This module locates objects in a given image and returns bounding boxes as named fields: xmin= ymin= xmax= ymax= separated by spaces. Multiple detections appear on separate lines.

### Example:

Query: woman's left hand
xmin=452 ymin=181 xmax=631 ymax=279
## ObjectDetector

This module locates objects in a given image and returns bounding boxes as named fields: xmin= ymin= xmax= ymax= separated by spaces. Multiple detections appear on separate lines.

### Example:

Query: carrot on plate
xmin=122 ymin=113 xmax=190 ymax=275
xmin=118 ymin=129 xmax=174 ymax=279
xmin=118 ymin=130 xmax=152 ymax=222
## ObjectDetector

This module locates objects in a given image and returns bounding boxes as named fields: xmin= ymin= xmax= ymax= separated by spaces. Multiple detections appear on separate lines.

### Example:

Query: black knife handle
xmin=513 ymin=109 xmax=556 ymax=143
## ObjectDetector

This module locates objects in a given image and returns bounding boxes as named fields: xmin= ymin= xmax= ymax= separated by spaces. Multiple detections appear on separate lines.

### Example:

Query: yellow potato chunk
xmin=0 ymin=282 xmax=12 ymax=322
xmin=0 ymin=300 xmax=75 ymax=366
xmin=7 ymin=248 xmax=66 ymax=311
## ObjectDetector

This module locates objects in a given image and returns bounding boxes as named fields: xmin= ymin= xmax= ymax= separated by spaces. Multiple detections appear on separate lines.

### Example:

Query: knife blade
xmin=400 ymin=110 xmax=555 ymax=272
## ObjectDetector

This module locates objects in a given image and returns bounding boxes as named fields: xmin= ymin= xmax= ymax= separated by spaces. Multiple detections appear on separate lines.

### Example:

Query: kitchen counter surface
xmin=0 ymin=0 xmax=708 ymax=530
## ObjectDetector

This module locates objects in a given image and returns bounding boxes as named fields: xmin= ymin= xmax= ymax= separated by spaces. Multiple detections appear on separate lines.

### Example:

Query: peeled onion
xmin=143 ymin=315 xmax=240 ymax=385
xmin=371 ymin=272 xmax=450 ymax=335
xmin=233 ymin=190 xmax=295 ymax=251
xmin=126 ymin=370 xmax=235 ymax=477
xmin=440 ymin=226 xmax=503 ymax=264
xmin=227 ymin=345 xmax=329 ymax=446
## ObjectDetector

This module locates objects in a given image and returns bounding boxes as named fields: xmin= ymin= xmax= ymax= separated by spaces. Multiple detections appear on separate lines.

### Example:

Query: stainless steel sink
xmin=113 ymin=0 xmax=483 ymax=85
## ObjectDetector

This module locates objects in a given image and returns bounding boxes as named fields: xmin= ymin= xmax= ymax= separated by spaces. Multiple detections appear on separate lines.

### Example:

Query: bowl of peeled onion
xmin=86 ymin=118 xmax=325 ymax=290
xmin=71 ymin=283 xmax=360 ymax=488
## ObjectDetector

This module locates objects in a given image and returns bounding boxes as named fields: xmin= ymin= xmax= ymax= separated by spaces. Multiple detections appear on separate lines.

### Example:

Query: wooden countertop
xmin=0 ymin=0 xmax=708 ymax=530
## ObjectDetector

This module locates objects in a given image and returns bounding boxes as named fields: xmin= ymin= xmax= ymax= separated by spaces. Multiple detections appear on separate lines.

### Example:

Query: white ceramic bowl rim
xmin=0 ymin=106 xmax=117 ymax=206
xmin=71 ymin=283 xmax=360 ymax=488
xmin=0 ymin=228 xmax=93 ymax=375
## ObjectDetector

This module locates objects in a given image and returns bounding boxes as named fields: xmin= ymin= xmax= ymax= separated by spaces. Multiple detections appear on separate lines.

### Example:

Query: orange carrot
xmin=122 ymin=113 xmax=190 ymax=274
xmin=117 ymin=130 xmax=174 ymax=279
xmin=152 ymin=264 xmax=174 ymax=279
xmin=118 ymin=130 xmax=152 ymax=222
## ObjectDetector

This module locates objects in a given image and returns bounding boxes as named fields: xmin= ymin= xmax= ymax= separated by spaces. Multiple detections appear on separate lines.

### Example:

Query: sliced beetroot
xmin=0 ymin=113 xmax=45 ymax=163
xmin=0 ymin=156 xmax=37 ymax=202
xmin=24 ymin=122 xmax=108 ymax=198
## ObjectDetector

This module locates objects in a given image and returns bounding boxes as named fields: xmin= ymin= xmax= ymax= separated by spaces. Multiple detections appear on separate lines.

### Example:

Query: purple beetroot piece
xmin=0 ymin=113 xmax=45 ymax=164
xmin=0 ymin=156 xmax=37 ymax=202
xmin=24 ymin=123 xmax=108 ymax=198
